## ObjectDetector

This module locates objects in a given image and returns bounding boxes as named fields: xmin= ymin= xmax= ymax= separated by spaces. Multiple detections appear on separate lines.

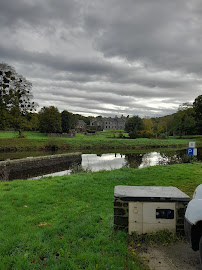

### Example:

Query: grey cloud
xmin=33 ymin=75 xmax=198 ymax=102
xmin=36 ymin=95 xmax=166 ymax=118
xmin=0 ymin=45 xmax=122 ymax=80
xmin=0 ymin=0 xmax=80 ymax=29
xmin=0 ymin=0 xmax=201 ymax=118
xmin=85 ymin=0 xmax=202 ymax=74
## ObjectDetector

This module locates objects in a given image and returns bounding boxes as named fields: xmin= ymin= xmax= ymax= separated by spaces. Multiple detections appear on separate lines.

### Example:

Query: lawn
xmin=0 ymin=163 xmax=201 ymax=269
xmin=0 ymin=130 xmax=200 ymax=152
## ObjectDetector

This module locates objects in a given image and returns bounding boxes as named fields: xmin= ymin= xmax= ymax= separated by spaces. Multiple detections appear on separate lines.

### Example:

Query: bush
xmin=139 ymin=130 xmax=155 ymax=138
xmin=159 ymin=133 xmax=168 ymax=139
xmin=129 ymin=131 xmax=140 ymax=139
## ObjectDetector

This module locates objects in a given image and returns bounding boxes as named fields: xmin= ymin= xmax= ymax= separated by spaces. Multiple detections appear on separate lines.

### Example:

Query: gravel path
xmin=139 ymin=242 xmax=201 ymax=270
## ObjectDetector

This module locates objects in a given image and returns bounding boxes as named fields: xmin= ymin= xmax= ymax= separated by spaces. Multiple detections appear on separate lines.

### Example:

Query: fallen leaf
xmin=40 ymin=256 xmax=46 ymax=261
xmin=37 ymin=222 xmax=52 ymax=227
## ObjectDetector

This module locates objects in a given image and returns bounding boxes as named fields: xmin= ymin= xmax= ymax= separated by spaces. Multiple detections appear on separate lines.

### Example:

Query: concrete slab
xmin=114 ymin=186 xmax=190 ymax=202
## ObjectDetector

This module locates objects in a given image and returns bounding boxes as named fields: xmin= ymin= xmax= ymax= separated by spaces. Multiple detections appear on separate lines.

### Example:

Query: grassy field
xmin=0 ymin=163 xmax=201 ymax=269
xmin=0 ymin=130 xmax=201 ymax=152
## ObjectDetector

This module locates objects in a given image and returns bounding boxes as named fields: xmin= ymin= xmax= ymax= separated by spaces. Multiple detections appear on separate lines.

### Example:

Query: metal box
xmin=114 ymin=186 xmax=190 ymax=234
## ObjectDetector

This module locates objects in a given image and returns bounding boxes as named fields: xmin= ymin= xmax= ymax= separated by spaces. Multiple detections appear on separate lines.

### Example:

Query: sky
xmin=0 ymin=0 xmax=202 ymax=118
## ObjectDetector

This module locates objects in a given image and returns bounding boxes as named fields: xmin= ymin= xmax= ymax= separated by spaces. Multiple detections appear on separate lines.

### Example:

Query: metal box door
xmin=129 ymin=202 xmax=176 ymax=234
xmin=129 ymin=202 xmax=143 ymax=234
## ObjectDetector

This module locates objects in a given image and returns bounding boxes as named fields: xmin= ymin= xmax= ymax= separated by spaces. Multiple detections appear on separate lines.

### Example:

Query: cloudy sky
xmin=0 ymin=0 xmax=202 ymax=118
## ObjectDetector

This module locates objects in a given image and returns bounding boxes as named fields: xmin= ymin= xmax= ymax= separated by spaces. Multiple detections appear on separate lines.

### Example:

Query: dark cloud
xmin=0 ymin=0 xmax=201 ymax=118
xmin=0 ymin=0 xmax=80 ymax=28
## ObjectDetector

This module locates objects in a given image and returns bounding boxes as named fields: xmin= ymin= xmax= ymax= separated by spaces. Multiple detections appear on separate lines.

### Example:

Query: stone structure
xmin=47 ymin=130 xmax=75 ymax=138
xmin=0 ymin=153 xmax=81 ymax=181
xmin=76 ymin=120 xmax=86 ymax=129
xmin=114 ymin=185 xmax=190 ymax=234
xmin=90 ymin=115 xmax=129 ymax=130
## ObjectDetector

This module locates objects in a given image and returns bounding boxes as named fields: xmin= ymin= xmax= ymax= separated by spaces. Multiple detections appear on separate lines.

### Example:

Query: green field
xmin=0 ymin=163 xmax=201 ymax=269
xmin=0 ymin=131 xmax=201 ymax=152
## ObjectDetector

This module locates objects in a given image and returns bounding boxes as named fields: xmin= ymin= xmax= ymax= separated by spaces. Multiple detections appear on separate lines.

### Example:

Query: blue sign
xmin=187 ymin=148 xmax=194 ymax=155
xmin=187 ymin=148 xmax=197 ymax=156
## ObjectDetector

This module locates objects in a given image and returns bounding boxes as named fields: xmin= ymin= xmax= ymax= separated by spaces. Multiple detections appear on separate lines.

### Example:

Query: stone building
xmin=76 ymin=120 xmax=87 ymax=133
xmin=76 ymin=120 xmax=86 ymax=129
xmin=90 ymin=115 xmax=128 ymax=130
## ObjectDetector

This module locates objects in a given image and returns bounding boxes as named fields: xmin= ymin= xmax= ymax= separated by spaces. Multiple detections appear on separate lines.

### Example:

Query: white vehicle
xmin=185 ymin=184 xmax=202 ymax=265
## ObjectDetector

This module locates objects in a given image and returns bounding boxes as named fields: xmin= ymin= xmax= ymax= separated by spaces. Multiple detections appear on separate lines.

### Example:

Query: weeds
xmin=69 ymin=162 xmax=92 ymax=174
xmin=130 ymin=230 xmax=184 ymax=248
xmin=45 ymin=139 xmax=60 ymax=150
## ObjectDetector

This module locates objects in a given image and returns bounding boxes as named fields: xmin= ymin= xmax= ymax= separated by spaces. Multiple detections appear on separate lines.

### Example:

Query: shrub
xmin=139 ymin=130 xmax=155 ymax=138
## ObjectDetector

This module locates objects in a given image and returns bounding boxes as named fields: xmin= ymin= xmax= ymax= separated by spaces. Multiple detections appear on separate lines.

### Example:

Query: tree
xmin=21 ymin=113 xmax=39 ymax=131
xmin=178 ymin=102 xmax=193 ymax=111
xmin=193 ymin=95 xmax=202 ymax=134
xmin=61 ymin=110 xmax=78 ymax=132
xmin=142 ymin=118 xmax=154 ymax=133
xmin=171 ymin=104 xmax=196 ymax=136
xmin=125 ymin=115 xmax=143 ymax=138
xmin=61 ymin=110 xmax=72 ymax=132
xmin=0 ymin=63 xmax=37 ymax=135
xmin=141 ymin=118 xmax=155 ymax=138
xmin=38 ymin=106 xmax=62 ymax=133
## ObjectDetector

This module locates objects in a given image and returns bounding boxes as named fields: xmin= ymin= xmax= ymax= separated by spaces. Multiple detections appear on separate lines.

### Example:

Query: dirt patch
xmin=139 ymin=241 xmax=200 ymax=270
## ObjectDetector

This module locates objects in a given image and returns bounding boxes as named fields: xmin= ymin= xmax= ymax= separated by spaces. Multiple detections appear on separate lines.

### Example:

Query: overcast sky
xmin=0 ymin=0 xmax=202 ymax=118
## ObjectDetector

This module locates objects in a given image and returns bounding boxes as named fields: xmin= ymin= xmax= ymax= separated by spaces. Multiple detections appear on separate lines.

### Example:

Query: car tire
xmin=199 ymin=236 xmax=202 ymax=268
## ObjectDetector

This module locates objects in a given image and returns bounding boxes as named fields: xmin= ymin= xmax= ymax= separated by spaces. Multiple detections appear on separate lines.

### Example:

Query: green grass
xmin=0 ymin=131 xmax=19 ymax=139
xmin=0 ymin=163 xmax=202 ymax=269
xmin=0 ymin=131 xmax=200 ymax=152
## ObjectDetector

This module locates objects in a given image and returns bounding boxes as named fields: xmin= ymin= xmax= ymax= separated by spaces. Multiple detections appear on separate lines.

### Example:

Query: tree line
xmin=125 ymin=97 xmax=202 ymax=138
xmin=38 ymin=106 xmax=90 ymax=133
xmin=0 ymin=63 xmax=202 ymax=137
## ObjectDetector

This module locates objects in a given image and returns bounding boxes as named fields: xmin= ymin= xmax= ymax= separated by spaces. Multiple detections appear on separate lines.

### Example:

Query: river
xmin=0 ymin=147 xmax=201 ymax=180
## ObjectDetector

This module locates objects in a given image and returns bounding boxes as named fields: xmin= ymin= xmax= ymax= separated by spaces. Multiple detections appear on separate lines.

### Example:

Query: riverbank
xmin=1 ymin=131 xmax=201 ymax=152
xmin=0 ymin=163 xmax=201 ymax=269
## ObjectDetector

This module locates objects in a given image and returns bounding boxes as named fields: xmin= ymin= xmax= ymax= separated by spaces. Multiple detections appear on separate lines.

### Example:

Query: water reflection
xmin=82 ymin=153 xmax=126 ymax=171
xmin=138 ymin=152 xmax=182 ymax=168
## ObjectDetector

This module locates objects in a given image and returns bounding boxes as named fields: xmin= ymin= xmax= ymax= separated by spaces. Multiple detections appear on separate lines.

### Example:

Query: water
xmin=31 ymin=148 xmax=201 ymax=180
xmin=1 ymin=148 xmax=201 ymax=180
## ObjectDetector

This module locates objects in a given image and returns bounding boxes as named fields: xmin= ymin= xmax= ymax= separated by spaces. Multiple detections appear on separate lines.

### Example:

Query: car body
xmin=184 ymin=184 xmax=202 ymax=264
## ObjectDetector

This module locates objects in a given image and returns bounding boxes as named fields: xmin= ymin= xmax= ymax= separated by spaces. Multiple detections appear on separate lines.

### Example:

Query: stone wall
xmin=47 ymin=132 xmax=75 ymax=138
xmin=0 ymin=152 xmax=81 ymax=181
xmin=114 ymin=197 xmax=129 ymax=231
